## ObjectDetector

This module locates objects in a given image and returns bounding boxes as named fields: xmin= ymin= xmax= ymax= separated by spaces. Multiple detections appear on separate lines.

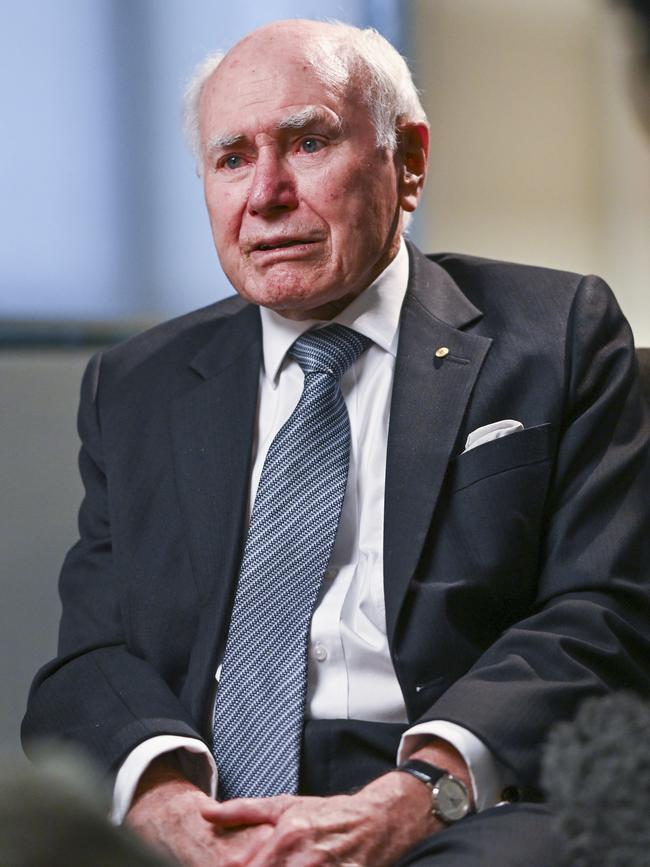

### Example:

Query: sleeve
xmin=398 ymin=721 xmax=512 ymax=811
xmin=112 ymin=736 xmax=217 ymax=823
xmin=21 ymin=353 xmax=206 ymax=773
xmin=421 ymin=276 xmax=650 ymax=790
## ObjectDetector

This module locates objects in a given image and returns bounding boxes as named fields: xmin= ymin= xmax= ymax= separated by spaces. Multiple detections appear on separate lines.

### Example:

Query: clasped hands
xmin=127 ymin=740 xmax=469 ymax=867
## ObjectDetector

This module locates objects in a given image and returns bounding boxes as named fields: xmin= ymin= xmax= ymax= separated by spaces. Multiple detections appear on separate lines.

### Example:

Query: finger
xmin=246 ymin=814 xmax=320 ymax=867
xmin=210 ymin=825 xmax=276 ymax=867
xmin=247 ymin=839 xmax=325 ymax=867
xmin=246 ymin=836 xmax=289 ymax=867
xmin=201 ymin=796 xmax=291 ymax=826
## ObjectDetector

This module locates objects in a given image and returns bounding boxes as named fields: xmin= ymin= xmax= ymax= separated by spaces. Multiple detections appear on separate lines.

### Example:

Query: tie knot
xmin=289 ymin=324 xmax=372 ymax=380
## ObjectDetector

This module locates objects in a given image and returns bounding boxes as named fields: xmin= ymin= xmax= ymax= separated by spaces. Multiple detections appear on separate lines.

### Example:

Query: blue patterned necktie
xmin=213 ymin=323 xmax=372 ymax=800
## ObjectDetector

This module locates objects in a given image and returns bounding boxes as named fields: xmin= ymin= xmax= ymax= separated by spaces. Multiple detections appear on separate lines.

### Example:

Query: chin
xmin=245 ymin=277 xmax=332 ymax=315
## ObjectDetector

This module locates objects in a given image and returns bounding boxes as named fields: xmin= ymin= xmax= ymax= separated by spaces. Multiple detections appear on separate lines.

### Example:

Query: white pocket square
xmin=462 ymin=419 xmax=524 ymax=454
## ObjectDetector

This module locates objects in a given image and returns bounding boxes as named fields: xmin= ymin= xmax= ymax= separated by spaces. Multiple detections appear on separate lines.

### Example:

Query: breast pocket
xmin=448 ymin=423 xmax=554 ymax=492
xmin=435 ymin=423 xmax=555 ymax=611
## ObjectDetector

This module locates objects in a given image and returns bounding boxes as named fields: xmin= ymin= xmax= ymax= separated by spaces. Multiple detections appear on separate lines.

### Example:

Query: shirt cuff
xmin=397 ymin=720 xmax=512 ymax=812
xmin=111 ymin=735 xmax=217 ymax=824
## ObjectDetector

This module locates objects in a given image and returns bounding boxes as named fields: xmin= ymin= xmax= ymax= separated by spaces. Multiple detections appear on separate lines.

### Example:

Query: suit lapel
xmin=172 ymin=303 xmax=262 ymax=726
xmin=171 ymin=302 xmax=261 ymax=604
xmin=384 ymin=245 xmax=492 ymax=643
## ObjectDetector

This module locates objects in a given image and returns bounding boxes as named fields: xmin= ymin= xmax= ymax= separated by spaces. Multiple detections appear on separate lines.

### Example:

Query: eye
xmin=220 ymin=154 xmax=245 ymax=170
xmin=300 ymin=138 xmax=324 ymax=154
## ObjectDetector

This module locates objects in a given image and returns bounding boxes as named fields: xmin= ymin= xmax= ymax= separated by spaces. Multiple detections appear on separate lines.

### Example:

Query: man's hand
xmin=201 ymin=738 xmax=472 ymax=867
xmin=125 ymin=753 xmax=273 ymax=867
xmin=201 ymin=775 xmax=436 ymax=867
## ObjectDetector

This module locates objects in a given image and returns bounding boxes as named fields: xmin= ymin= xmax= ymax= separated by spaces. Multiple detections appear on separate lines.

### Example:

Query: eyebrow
xmin=277 ymin=106 xmax=342 ymax=134
xmin=206 ymin=132 xmax=246 ymax=151
xmin=206 ymin=106 xmax=343 ymax=155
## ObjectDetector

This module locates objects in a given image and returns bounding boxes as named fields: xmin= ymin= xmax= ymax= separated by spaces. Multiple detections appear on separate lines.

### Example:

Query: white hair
xmin=183 ymin=50 xmax=226 ymax=169
xmin=183 ymin=20 xmax=427 ymax=167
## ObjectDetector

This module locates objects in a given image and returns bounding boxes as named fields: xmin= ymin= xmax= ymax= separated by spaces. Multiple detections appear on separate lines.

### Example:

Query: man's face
xmin=198 ymin=29 xmax=421 ymax=320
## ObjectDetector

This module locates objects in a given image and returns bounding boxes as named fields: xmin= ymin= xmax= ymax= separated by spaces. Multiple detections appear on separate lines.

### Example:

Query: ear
xmin=395 ymin=122 xmax=429 ymax=212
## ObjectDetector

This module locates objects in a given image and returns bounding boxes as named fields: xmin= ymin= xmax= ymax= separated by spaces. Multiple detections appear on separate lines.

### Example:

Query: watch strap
xmin=395 ymin=758 xmax=447 ymax=788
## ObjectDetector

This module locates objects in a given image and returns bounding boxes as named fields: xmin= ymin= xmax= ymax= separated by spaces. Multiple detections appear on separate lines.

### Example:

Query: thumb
xmin=201 ymin=795 xmax=291 ymax=826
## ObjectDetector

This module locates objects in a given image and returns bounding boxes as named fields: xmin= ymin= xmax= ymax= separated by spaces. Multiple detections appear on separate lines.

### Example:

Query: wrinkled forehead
xmin=198 ymin=46 xmax=364 ymax=144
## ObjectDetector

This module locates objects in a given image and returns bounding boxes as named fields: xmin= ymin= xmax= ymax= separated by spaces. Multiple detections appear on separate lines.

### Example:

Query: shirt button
xmin=324 ymin=568 xmax=337 ymax=580
xmin=313 ymin=643 xmax=328 ymax=662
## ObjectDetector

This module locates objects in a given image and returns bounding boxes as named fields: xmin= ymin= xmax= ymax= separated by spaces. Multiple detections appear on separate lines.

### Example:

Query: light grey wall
xmin=0 ymin=351 xmax=91 ymax=755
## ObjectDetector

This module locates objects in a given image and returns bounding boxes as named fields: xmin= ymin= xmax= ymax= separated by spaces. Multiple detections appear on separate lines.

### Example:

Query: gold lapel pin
xmin=435 ymin=347 xmax=449 ymax=358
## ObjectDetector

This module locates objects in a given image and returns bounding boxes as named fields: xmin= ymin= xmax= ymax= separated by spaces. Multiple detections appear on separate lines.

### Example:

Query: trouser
xmin=299 ymin=719 xmax=564 ymax=866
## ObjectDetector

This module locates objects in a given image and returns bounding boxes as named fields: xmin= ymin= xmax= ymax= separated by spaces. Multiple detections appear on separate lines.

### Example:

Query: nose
xmin=247 ymin=147 xmax=298 ymax=216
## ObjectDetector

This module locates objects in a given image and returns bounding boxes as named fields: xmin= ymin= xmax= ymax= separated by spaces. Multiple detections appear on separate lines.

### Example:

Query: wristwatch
xmin=395 ymin=759 xmax=472 ymax=824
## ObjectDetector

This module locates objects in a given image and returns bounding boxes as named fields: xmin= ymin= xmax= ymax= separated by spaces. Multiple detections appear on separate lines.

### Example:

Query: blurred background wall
xmin=2 ymin=0 xmax=649 ymax=758
xmin=411 ymin=0 xmax=650 ymax=346
xmin=0 ymin=0 xmax=404 ymax=322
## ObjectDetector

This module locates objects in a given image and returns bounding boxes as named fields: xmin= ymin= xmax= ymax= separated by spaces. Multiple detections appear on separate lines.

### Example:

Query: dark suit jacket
xmin=22 ymin=243 xmax=650 ymax=792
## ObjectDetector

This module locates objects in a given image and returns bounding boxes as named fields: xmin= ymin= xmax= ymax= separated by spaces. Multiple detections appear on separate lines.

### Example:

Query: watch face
xmin=435 ymin=776 xmax=470 ymax=822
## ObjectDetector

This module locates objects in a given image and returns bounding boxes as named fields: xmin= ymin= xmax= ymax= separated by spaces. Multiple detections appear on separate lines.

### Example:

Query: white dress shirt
xmin=112 ymin=241 xmax=509 ymax=822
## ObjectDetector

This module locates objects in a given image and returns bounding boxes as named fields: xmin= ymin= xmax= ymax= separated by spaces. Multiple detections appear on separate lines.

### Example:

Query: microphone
xmin=542 ymin=692 xmax=650 ymax=867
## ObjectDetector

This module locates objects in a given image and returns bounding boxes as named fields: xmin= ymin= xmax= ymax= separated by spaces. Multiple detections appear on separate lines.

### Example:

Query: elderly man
xmin=23 ymin=18 xmax=650 ymax=867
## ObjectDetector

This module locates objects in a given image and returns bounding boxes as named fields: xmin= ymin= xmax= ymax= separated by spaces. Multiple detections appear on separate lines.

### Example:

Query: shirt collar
xmin=259 ymin=238 xmax=409 ymax=387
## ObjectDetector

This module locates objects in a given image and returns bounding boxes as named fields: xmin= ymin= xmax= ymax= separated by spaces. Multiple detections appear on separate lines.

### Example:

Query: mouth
xmin=256 ymin=239 xmax=310 ymax=252
xmin=248 ymin=236 xmax=323 ymax=255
